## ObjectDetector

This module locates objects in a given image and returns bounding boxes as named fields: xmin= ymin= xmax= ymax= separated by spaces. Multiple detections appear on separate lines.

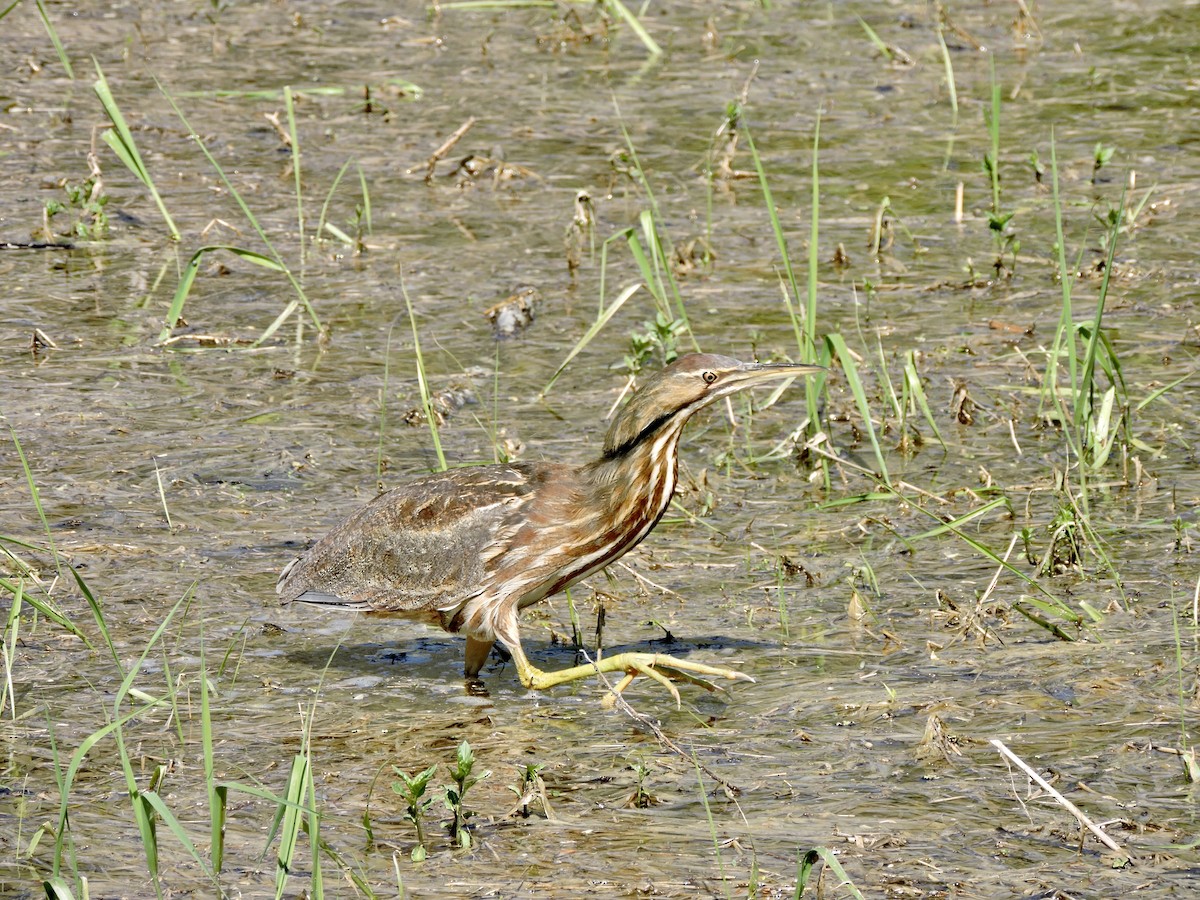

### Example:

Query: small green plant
xmin=42 ymin=176 xmax=109 ymax=240
xmin=444 ymin=741 xmax=490 ymax=850
xmin=1171 ymin=517 xmax=1191 ymax=554
xmin=392 ymin=763 xmax=438 ymax=861
xmin=796 ymin=846 xmax=867 ymax=899
xmin=625 ymin=311 xmax=687 ymax=373
xmin=1092 ymin=142 xmax=1115 ymax=184
xmin=988 ymin=209 xmax=1020 ymax=276
xmin=506 ymin=763 xmax=553 ymax=819
xmin=625 ymin=760 xmax=658 ymax=809
xmin=1038 ymin=504 xmax=1082 ymax=577
xmin=1028 ymin=149 xmax=1045 ymax=184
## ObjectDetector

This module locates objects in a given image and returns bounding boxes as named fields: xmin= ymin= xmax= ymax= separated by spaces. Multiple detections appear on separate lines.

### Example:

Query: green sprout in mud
xmin=42 ymin=176 xmax=108 ymax=240
xmin=1092 ymin=142 xmax=1115 ymax=184
xmin=988 ymin=208 xmax=1020 ymax=278
xmin=625 ymin=311 xmax=687 ymax=374
xmin=1172 ymin=517 xmax=1191 ymax=555
xmin=625 ymin=760 xmax=658 ymax=809
xmin=506 ymin=763 xmax=553 ymax=820
xmin=392 ymin=763 xmax=438 ymax=862
xmin=1028 ymin=149 xmax=1046 ymax=184
xmin=444 ymin=740 xmax=490 ymax=850
xmin=1039 ymin=505 xmax=1083 ymax=577
xmin=1094 ymin=202 xmax=1124 ymax=256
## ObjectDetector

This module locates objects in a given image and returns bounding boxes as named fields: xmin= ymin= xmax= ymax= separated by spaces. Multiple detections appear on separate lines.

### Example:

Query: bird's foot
xmin=519 ymin=652 xmax=753 ymax=708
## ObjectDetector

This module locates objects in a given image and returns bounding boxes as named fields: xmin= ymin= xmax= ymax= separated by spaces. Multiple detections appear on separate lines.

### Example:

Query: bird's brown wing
xmin=276 ymin=463 xmax=560 ymax=614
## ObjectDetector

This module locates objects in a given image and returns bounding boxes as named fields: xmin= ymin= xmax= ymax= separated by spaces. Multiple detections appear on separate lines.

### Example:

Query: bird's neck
xmin=581 ymin=419 xmax=686 ymax=526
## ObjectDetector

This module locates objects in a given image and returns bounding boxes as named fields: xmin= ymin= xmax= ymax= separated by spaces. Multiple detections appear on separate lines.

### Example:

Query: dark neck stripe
xmin=602 ymin=408 xmax=678 ymax=460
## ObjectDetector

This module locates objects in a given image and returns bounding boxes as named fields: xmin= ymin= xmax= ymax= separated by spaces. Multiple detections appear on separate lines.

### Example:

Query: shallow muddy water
xmin=2 ymin=1 xmax=1199 ymax=897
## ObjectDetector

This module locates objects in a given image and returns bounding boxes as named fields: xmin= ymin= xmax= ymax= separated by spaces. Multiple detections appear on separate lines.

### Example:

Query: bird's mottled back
xmin=277 ymin=464 xmax=552 ymax=613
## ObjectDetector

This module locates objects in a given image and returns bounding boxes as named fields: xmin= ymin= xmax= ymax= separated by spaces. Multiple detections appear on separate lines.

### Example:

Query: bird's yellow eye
xmin=702 ymin=371 xmax=718 ymax=384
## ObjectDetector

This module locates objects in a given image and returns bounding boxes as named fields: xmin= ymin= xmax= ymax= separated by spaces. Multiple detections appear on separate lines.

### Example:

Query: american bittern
xmin=278 ymin=353 xmax=820 ymax=703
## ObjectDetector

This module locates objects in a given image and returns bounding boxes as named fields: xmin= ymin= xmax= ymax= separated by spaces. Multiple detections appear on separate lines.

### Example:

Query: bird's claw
xmin=597 ymin=653 xmax=753 ymax=709
xmin=518 ymin=650 xmax=752 ymax=707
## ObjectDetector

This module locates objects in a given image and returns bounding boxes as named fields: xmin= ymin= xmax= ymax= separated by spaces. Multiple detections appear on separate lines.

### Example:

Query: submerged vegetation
xmin=1 ymin=0 xmax=1197 ymax=896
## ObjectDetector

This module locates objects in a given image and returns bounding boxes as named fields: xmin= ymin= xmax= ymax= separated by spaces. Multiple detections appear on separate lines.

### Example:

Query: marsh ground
xmin=2 ymin=2 xmax=1198 ymax=897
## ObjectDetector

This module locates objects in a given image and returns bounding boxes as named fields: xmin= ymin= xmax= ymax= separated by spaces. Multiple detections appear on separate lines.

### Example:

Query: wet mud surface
xmin=2 ymin=2 xmax=1199 ymax=896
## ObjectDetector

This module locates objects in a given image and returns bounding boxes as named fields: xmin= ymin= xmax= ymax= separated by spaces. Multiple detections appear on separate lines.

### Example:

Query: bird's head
xmin=602 ymin=353 xmax=822 ymax=458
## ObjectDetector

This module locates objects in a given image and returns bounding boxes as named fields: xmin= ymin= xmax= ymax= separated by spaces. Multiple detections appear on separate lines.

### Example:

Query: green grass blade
xmin=909 ymin=495 xmax=1011 ymax=541
xmin=322 ymin=223 xmax=353 ymax=244
xmin=855 ymin=15 xmax=892 ymax=60
xmin=35 ymin=0 xmax=73 ymax=79
xmin=157 ymin=81 xmax=322 ymax=340
xmin=377 ymin=324 xmax=397 ymax=482
xmin=131 ymin=789 xmax=161 ymax=894
xmin=275 ymin=754 xmax=310 ymax=899
xmin=42 ymin=876 xmax=77 ymax=900
xmin=879 ymin=484 xmax=1078 ymax=624
xmin=257 ymin=300 xmax=303 ymax=344
xmin=357 ymin=164 xmax=372 ymax=234
xmin=611 ymin=106 xmax=696 ymax=351
xmin=875 ymin=336 xmax=902 ymax=422
xmin=139 ymin=790 xmax=218 ymax=883
xmin=1 ymin=445 xmax=94 ymax=640
xmin=603 ymin=0 xmax=662 ymax=55
xmin=1136 ymin=372 xmax=1191 ymax=412
xmin=304 ymin=758 xmax=323 ymax=898
xmin=0 ymin=572 xmax=89 ymax=648
xmin=904 ymin=350 xmax=946 ymax=449
xmin=1012 ymin=599 xmax=1081 ymax=640
xmin=631 ymin=214 xmax=667 ymax=315
xmin=2 ymin=578 xmax=22 ymax=719
xmin=284 ymin=85 xmax=304 ymax=247
xmin=691 ymin=755 xmax=730 ymax=900
xmin=159 ymin=246 xmax=288 ymax=342
xmin=161 ymin=250 xmax=203 ymax=341
xmin=402 ymin=279 xmax=446 ymax=471
xmin=805 ymin=111 xmax=821 ymax=365
xmin=542 ymin=282 xmax=642 ymax=396
xmin=93 ymin=61 xmax=179 ymax=240
xmin=826 ymin=333 xmax=889 ymax=484
xmin=68 ymin=566 xmax=120 ymax=667
xmin=744 ymin=120 xmax=801 ymax=331
xmin=99 ymin=127 xmax=140 ymax=178
xmin=1046 ymin=130 xmax=1076 ymax=408
xmin=8 ymin=425 xmax=63 ymax=583
xmin=1075 ymin=188 xmax=1125 ymax=444
xmin=987 ymin=53 xmax=1001 ymax=215
xmin=152 ymin=458 xmax=173 ymax=532
xmin=51 ymin=698 xmax=165 ymax=878
xmin=315 ymin=159 xmax=353 ymax=245
xmin=795 ymin=846 xmax=866 ymax=899
xmin=934 ymin=23 xmax=958 ymax=123
xmin=200 ymin=644 xmax=226 ymax=874
xmin=220 ymin=779 xmax=311 ymax=808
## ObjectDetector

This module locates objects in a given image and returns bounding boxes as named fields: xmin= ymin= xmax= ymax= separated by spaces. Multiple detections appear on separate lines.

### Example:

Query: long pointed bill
xmin=715 ymin=361 xmax=825 ymax=397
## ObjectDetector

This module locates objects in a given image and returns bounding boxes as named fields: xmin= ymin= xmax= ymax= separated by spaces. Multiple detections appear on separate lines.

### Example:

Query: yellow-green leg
xmin=508 ymin=643 xmax=753 ymax=707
